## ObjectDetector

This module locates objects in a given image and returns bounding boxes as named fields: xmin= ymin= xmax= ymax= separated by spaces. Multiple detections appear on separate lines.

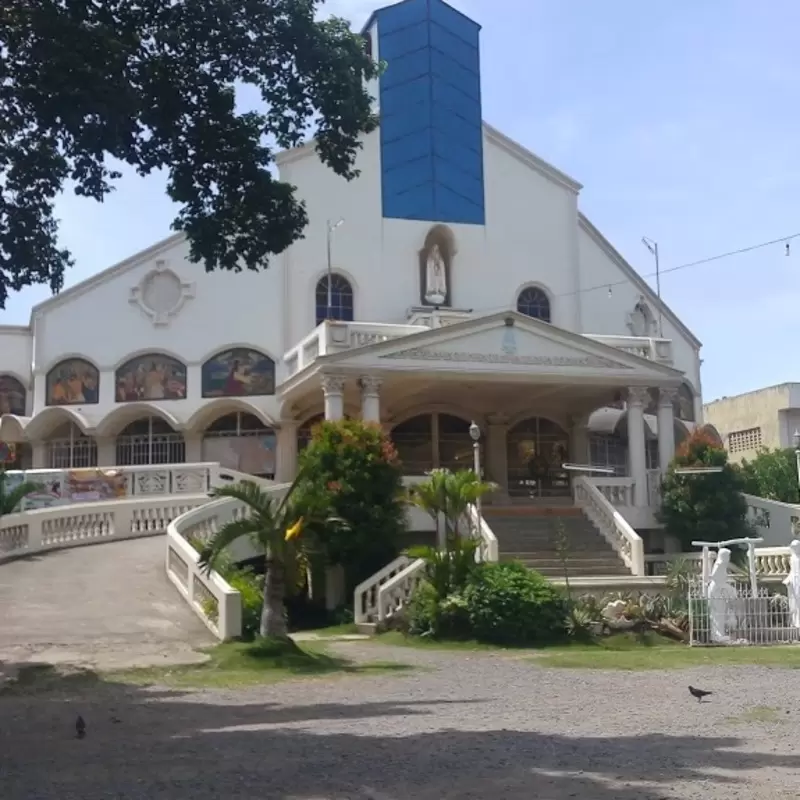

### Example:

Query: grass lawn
xmin=371 ymin=630 xmax=800 ymax=670
xmin=4 ymin=639 xmax=413 ymax=693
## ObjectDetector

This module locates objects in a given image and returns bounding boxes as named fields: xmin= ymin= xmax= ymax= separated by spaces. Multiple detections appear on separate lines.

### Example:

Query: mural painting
xmin=46 ymin=359 xmax=99 ymax=406
xmin=0 ymin=375 xmax=26 ymax=415
xmin=115 ymin=354 xmax=187 ymax=402
xmin=201 ymin=348 xmax=275 ymax=398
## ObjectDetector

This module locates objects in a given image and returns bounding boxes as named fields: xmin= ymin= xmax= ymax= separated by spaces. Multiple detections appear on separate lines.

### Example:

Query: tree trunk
xmin=260 ymin=550 xmax=288 ymax=639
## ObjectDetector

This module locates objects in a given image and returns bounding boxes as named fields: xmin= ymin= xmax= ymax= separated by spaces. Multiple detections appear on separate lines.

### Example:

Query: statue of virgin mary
xmin=424 ymin=244 xmax=447 ymax=304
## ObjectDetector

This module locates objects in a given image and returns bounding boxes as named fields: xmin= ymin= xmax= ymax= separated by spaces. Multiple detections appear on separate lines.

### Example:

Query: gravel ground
xmin=2 ymin=641 xmax=800 ymax=799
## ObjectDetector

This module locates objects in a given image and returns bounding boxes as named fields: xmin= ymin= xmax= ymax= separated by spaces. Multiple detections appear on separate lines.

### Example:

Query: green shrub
xmin=226 ymin=567 xmax=263 ymax=640
xmin=407 ymin=581 xmax=471 ymax=639
xmin=464 ymin=562 xmax=567 ymax=646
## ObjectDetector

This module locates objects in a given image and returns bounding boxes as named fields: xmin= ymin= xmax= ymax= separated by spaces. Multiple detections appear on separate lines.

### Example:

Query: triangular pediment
xmin=317 ymin=311 xmax=683 ymax=382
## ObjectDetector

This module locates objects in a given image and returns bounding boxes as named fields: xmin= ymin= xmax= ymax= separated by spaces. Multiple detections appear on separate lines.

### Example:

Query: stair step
xmin=501 ymin=554 xmax=624 ymax=567
xmin=523 ymin=564 xmax=631 ymax=577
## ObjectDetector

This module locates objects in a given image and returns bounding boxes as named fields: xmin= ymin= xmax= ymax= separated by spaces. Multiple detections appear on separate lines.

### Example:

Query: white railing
xmin=744 ymin=494 xmax=800 ymax=547
xmin=0 ymin=495 xmax=208 ymax=562
xmin=573 ymin=475 xmax=645 ymax=576
xmin=354 ymin=555 xmax=415 ymax=624
xmin=166 ymin=502 xmax=243 ymax=641
xmin=645 ymin=547 xmax=791 ymax=579
xmin=589 ymin=477 xmax=634 ymax=507
xmin=6 ymin=462 xmax=227 ymax=511
xmin=359 ymin=501 xmax=500 ymax=624
xmin=165 ymin=482 xmax=291 ymax=639
xmin=585 ymin=334 xmax=674 ymax=366
xmin=283 ymin=320 xmax=426 ymax=376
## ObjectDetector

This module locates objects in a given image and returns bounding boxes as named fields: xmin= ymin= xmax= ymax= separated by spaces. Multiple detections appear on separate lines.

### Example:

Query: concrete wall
xmin=704 ymin=384 xmax=792 ymax=461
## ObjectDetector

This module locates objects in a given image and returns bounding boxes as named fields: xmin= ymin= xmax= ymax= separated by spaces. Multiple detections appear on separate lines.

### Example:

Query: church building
xmin=0 ymin=0 xmax=704 ymax=530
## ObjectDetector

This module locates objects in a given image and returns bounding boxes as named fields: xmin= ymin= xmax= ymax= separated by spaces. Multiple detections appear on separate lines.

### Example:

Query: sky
xmin=2 ymin=0 xmax=798 ymax=403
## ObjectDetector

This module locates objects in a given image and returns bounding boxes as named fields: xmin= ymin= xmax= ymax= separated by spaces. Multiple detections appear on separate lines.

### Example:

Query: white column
xmin=657 ymin=387 xmax=678 ymax=474
xmin=627 ymin=386 xmax=650 ymax=508
xmin=95 ymin=437 xmax=116 ymax=466
xmin=184 ymin=433 xmax=203 ymax=463
xmin=486 ymin=413 xmax=509 ymax=502
xmin=359 ymin=375 xmax=382 ymax=423
xmin=569 ymin=415 xmax=590 ymax=465
xmin=276 ymin=421 xmax=298 ymax=482
xmin=321 ymin=374 xmax=346 ymax=421
xmin=32 ymin=442 xmax=47 ymax=469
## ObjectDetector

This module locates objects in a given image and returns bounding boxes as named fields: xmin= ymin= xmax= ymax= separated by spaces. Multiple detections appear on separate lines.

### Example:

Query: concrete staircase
xmin=483 ymin=506 xmax=630 ymax=577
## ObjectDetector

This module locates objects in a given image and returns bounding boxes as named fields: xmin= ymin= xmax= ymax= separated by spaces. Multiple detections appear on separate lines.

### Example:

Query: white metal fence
xmin=688 ymin=579 xmax=799 ymax=646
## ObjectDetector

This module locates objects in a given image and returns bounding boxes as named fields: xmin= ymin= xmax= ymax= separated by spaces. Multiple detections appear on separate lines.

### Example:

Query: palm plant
xmin=0 ymin=468 xmax=41 ymax=515
xmin=408 ymin=468 xmax=496 ymax=546
xmin=198 ymin=473 xmax=331 ymax=641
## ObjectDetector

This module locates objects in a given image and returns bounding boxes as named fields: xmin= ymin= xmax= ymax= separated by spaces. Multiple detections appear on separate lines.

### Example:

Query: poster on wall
xmin=65 ymin=469 xmax=127 ymax=502
xmin=202 ymin=434 xmax=276 ymax=477
xmin=7 ymin=470 xmax=66 ymax=510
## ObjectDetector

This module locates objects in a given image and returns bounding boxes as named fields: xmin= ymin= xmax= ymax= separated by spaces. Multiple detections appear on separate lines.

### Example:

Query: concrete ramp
xmin=0 ymin=537 xmax=215 ymax=672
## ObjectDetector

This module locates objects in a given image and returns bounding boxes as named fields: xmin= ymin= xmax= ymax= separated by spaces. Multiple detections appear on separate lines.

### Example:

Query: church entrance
xmin=506 ymin=417 xmax=571 ymax=499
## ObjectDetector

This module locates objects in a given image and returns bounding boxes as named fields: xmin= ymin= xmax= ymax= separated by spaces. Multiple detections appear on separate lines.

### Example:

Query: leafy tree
xmin=198 ymin=476 xmax=324 ymax=640
xmin=294 ymin=418 xmax=406 ymax=592
xmin=407 ymin=468 xmax=496 ymax=547
xmin=658 ymin=428 xmax=750 ymax=550
xmin=0 ymin=0 xmax=379 ymax=307
xmin=0 ymin=468 xmax=41 ymax=514
xmin=739 ymin=448 xmax=799 ymax=504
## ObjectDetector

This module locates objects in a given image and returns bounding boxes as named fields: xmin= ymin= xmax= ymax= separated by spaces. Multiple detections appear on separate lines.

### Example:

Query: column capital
xmin=358 ymin=374 xmax=383 ymax=396
xmin=487 ymin=412 xmax=510 ymax=426
xmin=627 ymin=386 xmax=651 ymax=408
xmin=278 ymin=419 xmax=299 ymax=432
xmin=658 ymin=387 xmax=679 ymax=408
xmin=321 ymin=373 xmax=346 ymax=395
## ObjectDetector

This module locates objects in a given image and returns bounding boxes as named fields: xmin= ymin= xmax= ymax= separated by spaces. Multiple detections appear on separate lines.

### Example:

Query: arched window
xmin=116 ymin=416 xmax=185 ymax=465
xmin=315 ymin=274 xmax=354 ymax=326
xmin=516 ymin=287 xmax=551 ymax=322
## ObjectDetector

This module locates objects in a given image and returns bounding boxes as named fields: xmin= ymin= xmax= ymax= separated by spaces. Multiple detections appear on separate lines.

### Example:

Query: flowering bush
xmin=293 ymin=418 xmax=406 ymax=593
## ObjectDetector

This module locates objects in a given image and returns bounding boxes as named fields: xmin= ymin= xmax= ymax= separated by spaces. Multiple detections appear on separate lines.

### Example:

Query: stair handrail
xmin=574 ymin=475 xmax=645 ymax=576
xmin=465 ymin=503 xmax=499 ymax=562
xmin=376 ymin=557 xmax=426 ymax=621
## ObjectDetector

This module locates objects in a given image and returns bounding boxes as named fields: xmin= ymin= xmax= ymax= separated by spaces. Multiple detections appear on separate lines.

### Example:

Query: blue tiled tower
xmin=363 ymin=0 xmax=485 ymax=226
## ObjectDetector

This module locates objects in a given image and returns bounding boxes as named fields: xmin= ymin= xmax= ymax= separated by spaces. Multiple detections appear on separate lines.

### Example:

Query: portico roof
xmin=279 ymin=311 xmax=686 ymax=403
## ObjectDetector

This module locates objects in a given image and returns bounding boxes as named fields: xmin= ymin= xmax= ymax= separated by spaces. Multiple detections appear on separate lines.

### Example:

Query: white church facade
xmin=0 ymin=0 xmax=705 ymax=525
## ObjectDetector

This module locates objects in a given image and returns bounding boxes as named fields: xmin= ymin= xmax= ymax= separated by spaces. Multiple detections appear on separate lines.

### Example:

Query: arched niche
xmin=45 ymin=358 xmax=99 ymax=406
xmin=115 ymin=354 xmax=187 ymax=402
xmin=0 ymin=375 xmax=26 ymax=415
xmin=201 ymin=348 xmax=275 ymax=398
xmin=418 ymin=224 xmax=455 ymax=307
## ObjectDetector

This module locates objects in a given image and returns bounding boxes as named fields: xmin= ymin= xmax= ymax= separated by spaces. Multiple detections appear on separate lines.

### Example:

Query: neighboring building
xmin=0 ymin=0 xmax=703 ymax=522
xmin=704 ymin=383 xmax=800 ymax=462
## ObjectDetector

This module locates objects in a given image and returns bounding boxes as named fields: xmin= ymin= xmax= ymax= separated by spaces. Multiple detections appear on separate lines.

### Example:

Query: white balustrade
xmin=588 ymin=477 xmax=634 ymax=507
xmin=0 ymin=495 xmax=207 ymax=562
xmin=5 ymin=462 xmax=224 ymax=511
xmin=585 ymin=334 xmax=674 ymax=366
xmin=377 ymin=559 xmax=426 ymax=621
xmin=354 ymin=555 xmax=415 ymax=624
xmin=282 ymin=320 xmax=426 ymax=376
xmin=645 ymin=547 xmax=792 ymax=579
xmin=573 ymin=476 xmax=645 ymax=576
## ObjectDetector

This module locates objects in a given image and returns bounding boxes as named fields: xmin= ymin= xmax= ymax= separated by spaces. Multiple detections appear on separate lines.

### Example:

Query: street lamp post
xmin=793 ymin=430 xmax=800 ymax=500
xmin=469 ymin=421 xmax=482 ymax=532
xmin=326 ymin=219 xmax=345 ymax=319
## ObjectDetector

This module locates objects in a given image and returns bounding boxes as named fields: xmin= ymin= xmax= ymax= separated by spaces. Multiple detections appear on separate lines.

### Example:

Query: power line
xmin=556 ymin=231 xmax=800 ymax=300
xmin=465 ymin=230 xmax=800 ymax=319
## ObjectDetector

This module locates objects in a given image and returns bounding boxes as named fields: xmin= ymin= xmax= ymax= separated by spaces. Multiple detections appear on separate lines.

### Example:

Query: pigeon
xmin=688 ymin=685 xmax=712 ymax=703
xmin=75 ymin=715 xmax=86 ymax=739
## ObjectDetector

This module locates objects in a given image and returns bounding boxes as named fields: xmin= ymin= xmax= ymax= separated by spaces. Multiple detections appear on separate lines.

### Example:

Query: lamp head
xmin=469 ymin=421 xmax=480 ymax=442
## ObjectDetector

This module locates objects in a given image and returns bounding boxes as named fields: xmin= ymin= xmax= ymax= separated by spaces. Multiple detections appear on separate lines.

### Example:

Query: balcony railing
xmin=283 ymin=320 xmax=426 ymax=376
xmin=585 ymin=334 xmax=674 ymax=366
xmin=282 ymin=320 xmax=676 ymax=377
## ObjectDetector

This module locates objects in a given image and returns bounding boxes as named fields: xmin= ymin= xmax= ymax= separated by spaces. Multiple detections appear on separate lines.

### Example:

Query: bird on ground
xmin=75 ymin=715 xmax=86 ymax=739
xmin=688 ymin=685 xmax=712 ymax=703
